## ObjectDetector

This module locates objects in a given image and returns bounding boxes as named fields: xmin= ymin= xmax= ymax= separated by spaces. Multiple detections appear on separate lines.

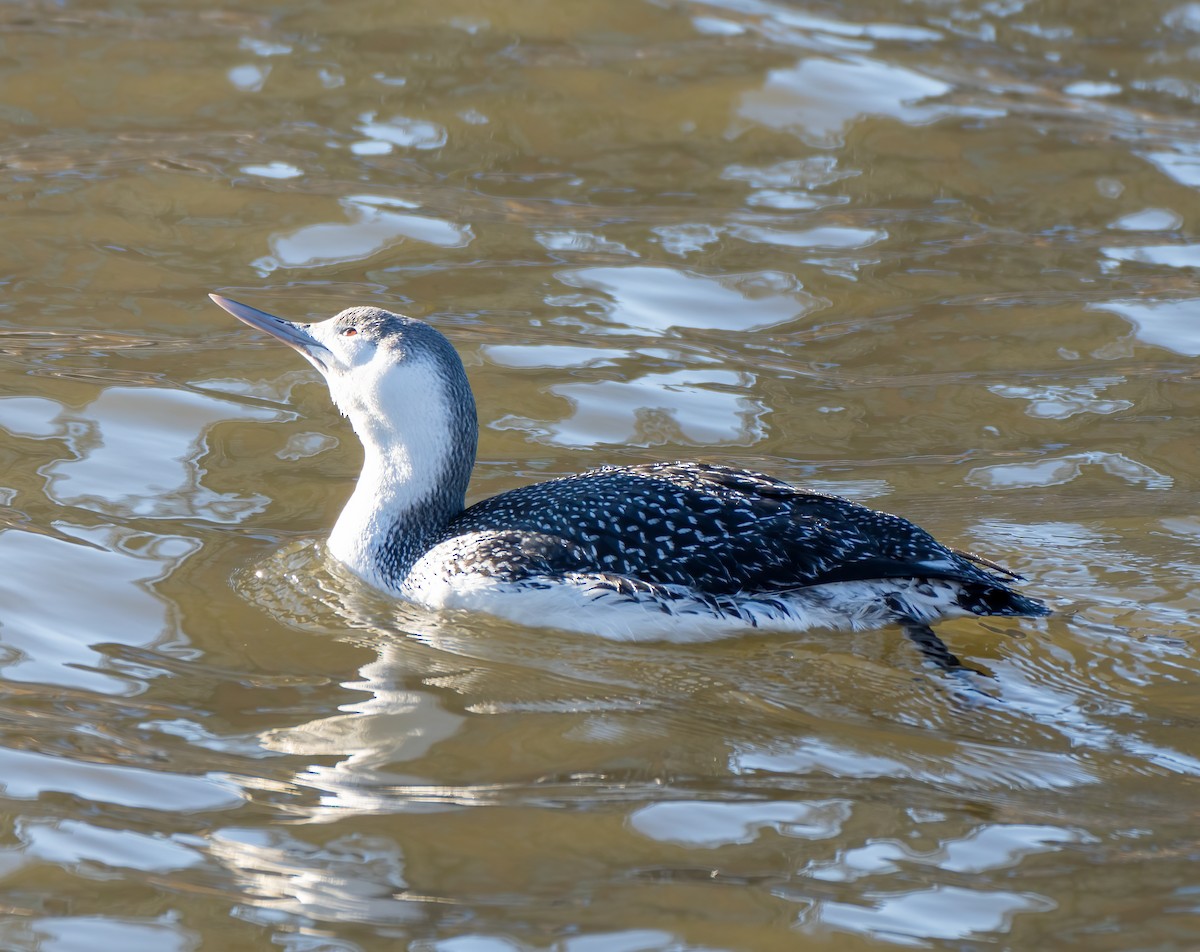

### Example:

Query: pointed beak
xmin=209 ymin=293 xmax=330 ymax=371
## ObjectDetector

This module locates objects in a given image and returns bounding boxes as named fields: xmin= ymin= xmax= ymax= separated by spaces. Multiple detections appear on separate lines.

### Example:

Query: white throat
xmin=325 ymin=359 xmax=472 ymax=591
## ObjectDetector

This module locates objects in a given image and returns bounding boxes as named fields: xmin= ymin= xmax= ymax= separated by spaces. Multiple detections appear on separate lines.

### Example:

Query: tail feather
xmin=948 ymin=546 xmax=1025 ymax=581
xmin=958 ymin=581 xmax=1050 ymax=618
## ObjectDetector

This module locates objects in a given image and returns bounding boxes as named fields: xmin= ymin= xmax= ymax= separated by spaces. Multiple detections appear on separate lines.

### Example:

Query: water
xmin=2 ymin=0 xmax=1199 ymax=948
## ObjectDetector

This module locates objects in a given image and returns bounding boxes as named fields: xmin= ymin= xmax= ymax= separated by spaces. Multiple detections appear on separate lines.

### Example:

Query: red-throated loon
xmin=210 ymin=293 xmax=1049 ymax=671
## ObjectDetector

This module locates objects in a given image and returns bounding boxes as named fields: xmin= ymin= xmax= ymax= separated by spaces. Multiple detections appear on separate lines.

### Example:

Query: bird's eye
xmin=342 ymin=328 xmax=358 ymax=337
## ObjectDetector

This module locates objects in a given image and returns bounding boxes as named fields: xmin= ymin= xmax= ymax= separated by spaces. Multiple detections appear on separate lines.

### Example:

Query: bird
xmin=210 ymin=293 xmax=1049 ymax=671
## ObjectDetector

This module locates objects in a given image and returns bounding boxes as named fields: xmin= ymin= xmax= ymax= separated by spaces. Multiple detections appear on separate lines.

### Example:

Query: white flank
xmin=403 ymin=536 xmax=969 ymax=642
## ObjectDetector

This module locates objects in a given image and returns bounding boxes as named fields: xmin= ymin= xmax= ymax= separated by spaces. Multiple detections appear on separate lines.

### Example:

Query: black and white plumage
xmin=210 ymin=294 xmax=1049 ymax=669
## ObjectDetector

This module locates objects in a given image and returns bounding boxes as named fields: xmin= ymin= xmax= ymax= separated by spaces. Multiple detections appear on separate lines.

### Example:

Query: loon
xmin=210 ymin=294 xmax=1049 ymax=671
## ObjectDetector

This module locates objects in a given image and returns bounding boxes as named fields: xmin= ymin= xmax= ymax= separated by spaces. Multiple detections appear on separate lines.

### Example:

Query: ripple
xmin=806 ymin=823 xmax=1093 ymax=890
xmin=256 ymin=195 xmax=473 ymax=272
xmin=691 ymin=15 xmax=746 ymax=36
xmin=1089 ymin=299 xmax=1200 ymax=356
xmin=1101 ymin=242 xmax=1200 ymax=269
xmin=555 ymin=266 xmax=820 ymax=333
xmin=1108 ymin=208 xmax=1182 ymax=231
xmin=0 ymin=526 xmax=196 ymax=693
xmin=228 ymin=64 xmax=268 ymax=92
xmin=239 ymin=37 xmax=291 ymax=57
xmin=630 ymin=799 xmax=851 ymax=847
xmin=1138 ymin=145 xmax=1200 ymax=188
xmin=535 ymin=230 xmax=638 ymax=256
xmin=495 ymin=368 xmax=767 ymax=447
xmin=0 ymin=916 xmax=200 ymax=952
xmin=987 ymin=377 xmax=1133 ymax=418
xmin=722 ymin=156 xmax=858 ymax=189
xmin=736 ymin=55 xmax=961 ymax=147
xmin=731 ymin=736 xmax=1095 ymax=790
xmin=0 ymin=745 xmax=241 ymax=811
xmin=353 ymin=112 xmax=448 ymax=152
xmin=239 ymin=161 xmax=303 ymax=179
xmin=482 ymin=343 xmax=630 ymax=369
xmin=743 ymin=189 xmax=848 ymax=210
xmin=18 ymin=817 xmax=204 ymax=873
xmin=276 ymin=431 xmax=338 ymax=460
xmin=24 ymin=387 xmax=279 ymax=521
xmin=966 ymin=451 xmax=1172 ymax=491
xmin=809 ymin=884 xmax=1055 ymax=945
xmin=728 ymin=223 xmax=885 ymax=250
xmin=1064 ymin=80 xmax=1122 ymax=97
xmin=650 ymin=224 xmax=722 ymax=256
xmin=209 ymin=828 xmax=419 ymax=926
xmin=2 ymin=0 xmax=1199 ymax=947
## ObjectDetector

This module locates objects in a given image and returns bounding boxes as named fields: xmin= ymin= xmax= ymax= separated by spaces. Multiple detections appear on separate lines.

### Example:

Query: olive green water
xmin=2 ymin=0 xmax=1199 ymax=949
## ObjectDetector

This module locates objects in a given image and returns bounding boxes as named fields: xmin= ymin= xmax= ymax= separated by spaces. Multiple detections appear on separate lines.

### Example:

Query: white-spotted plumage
xmin=211 ymin=294 xmax=1049 ymax=669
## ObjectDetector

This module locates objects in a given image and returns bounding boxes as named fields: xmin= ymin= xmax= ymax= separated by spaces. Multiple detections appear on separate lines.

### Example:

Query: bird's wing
xmin=449 ymin=462 xmax=1002 ymax=595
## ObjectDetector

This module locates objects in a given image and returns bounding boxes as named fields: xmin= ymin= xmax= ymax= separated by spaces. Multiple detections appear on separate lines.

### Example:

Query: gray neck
xmin=372 ymin=430 xmax=476 ymax=586
xmin=326 ymin=359 xmax=478 ymax=592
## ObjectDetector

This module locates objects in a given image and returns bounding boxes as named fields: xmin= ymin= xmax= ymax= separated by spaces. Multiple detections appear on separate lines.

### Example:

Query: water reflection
xmin=16 ymin=817 xmax=204 ymax=872
xmin=240 ymin=161 xmax=303 ymax=180
xmin=1102 ymin=242 xmax=1200 ymax=270
xmin=1089 ymin=299 xmax=1200 ymax=356
xmin=966 ymin=451 xmax=1172 ymax=491
xmin=4 ymin=0 xmax=1200 ymax=946
xmin=262 ymin=647 xmax=465 ymax=817
xmin=535 ymin=230 xmax=638 ymax=256
xmin=727 ymin=221 xmax=885 ymax=252
xmin=0 ymin=744 xmax=240 ymax=811
xmin=0 ymin=526 xmax=194 ymax=693
xmin=811 ymin=885 xmax=1054 ymax=946
xmin=0 ymin=384 xmax=287 ymax=691
xmin=506 ymin=368 xmax=766 ymax=447
xmin=36 ymin=387 xmax=275 ymax=521
xmin=987 ymin=377 xmax=1134 ymax=419
xmin=0 ymin=915 xmax=199 ymax=952
xmin=651 ymin=224 xmax=722 ymax=256
xmin=737 ymin=56 xmax=960 ymax=147
xmin=210 ymin=827 xmax=419 ymax=927
xmin=483 ymin=341 xmax=768 ymax=448
xmin=1108 ymin=208 xmax=1182 ymax=231
xmin=255 ymin=195 xmax=473 ymax=273
xmin=731 ymin=734 xmax=1094 ymax=790
xmin=353 ymin=113 xmax=448 ymax=153
xmin=228 ymin=63 xmax=269 ymax=93
xmin=554 ymin=266 xmax=820 ymax=333
xmin=1138 ymin=145 xmax=1200 ymax=188
xmin=631 ymin=799 xmax=851 ymax=847
xmin=215 ymin=537 xmax=1189 ymax=947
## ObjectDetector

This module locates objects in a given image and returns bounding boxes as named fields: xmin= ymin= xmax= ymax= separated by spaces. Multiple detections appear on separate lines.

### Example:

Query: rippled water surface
xmin=3 ymin=0 xmax=1200 ymax=948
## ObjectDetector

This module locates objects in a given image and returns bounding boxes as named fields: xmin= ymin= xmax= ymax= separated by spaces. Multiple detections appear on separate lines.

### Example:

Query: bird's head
xmin=210 ymin=294 xmax=477 ymax=460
